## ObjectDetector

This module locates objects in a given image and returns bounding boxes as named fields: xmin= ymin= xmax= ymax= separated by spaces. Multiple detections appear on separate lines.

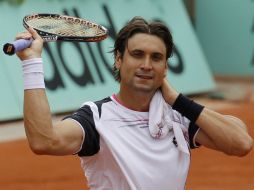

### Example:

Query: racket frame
xmin=3 ymin=13 xmax=108 ymax=55
xmin=23 ymin=13 xmax=108 ymax=42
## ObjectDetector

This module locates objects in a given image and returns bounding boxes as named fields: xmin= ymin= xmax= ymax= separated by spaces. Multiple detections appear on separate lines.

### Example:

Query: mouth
xmin=135 ymin=73 xmax=153 ymax=80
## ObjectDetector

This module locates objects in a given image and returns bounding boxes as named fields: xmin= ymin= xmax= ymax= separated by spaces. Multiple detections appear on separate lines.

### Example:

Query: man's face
xmin=116 ymin=33 xmax=167 ymax=93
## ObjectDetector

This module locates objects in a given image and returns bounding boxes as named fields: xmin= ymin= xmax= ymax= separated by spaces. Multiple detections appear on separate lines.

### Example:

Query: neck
xmin=115 ymin=88 xmax=155 ymax=112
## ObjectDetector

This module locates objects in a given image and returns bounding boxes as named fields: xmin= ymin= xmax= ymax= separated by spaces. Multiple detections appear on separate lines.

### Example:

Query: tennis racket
xmin=3 ymin=13 xmax=108 ymax=55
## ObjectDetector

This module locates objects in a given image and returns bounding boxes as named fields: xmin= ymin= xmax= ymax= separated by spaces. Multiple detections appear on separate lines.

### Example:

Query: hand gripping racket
xmin=3 ymin=13 xmax=108 ymax=55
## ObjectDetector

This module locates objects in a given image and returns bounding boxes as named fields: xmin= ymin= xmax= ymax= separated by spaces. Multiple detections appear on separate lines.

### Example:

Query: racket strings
xmin=26 ymin=17 xmax=105 ymax=37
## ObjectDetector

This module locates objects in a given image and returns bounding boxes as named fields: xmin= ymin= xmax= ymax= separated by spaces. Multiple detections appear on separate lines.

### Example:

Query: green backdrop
xmin=0 ymin=0 xmax=215 ymax=121
xmin=196 ymin=0 xmax=254 ymax=75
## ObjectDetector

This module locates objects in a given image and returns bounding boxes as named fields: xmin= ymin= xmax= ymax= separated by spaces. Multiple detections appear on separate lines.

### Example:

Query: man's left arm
xmin=194 ymin=108 xmax=252 ymax=156
xmin=161 ymin=79 xmax=253 ymax=156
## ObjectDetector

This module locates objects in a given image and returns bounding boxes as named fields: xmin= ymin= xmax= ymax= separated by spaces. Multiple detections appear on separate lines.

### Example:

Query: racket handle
xmin=3 ymin=38 xmax=33 ymax=55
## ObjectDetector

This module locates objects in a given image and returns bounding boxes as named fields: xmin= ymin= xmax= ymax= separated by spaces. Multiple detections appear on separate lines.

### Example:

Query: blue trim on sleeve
xmin=188 ymin=121 xmax=201 ymax=149
xmin=64 ymin=105 xmax=100 ymax=156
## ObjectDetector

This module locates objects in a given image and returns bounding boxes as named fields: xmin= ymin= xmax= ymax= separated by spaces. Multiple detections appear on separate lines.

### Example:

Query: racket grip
xmin=3 ymin=38 xmax=33 ymax=55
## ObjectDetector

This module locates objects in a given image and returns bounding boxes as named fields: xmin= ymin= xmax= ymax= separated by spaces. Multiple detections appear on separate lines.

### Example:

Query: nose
xmin=140 ymin=57 xmax=152 ymax=70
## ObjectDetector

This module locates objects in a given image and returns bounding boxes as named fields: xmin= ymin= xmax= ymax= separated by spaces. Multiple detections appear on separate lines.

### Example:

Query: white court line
xmin=0 ymin=121 xmax=26 ymax=142
xmin=0 ymin=115 xmax=66 ymax=143
xmin=0 ymin=101 xmax=236 ymax=143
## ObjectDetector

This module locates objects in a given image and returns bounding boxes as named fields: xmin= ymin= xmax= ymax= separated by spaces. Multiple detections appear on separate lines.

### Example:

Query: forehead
xmin=127 ymin=33 xmax=166 ymax=55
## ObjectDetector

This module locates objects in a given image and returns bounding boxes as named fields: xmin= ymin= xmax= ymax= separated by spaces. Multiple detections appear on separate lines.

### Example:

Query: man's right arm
xmin=24 ymin=89 xmax=84 ymax=155
xmin=17 ymin=27 xmax=84 ymax=156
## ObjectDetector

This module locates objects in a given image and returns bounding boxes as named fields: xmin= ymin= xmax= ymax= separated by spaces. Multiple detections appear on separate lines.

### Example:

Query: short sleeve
xmin=188 ymin=121 xmax=201 ymax=149
xmin=63 ymin=105 xmax=100 ymax=156
xmin=172 ymin=109 xmax=201 ymax=149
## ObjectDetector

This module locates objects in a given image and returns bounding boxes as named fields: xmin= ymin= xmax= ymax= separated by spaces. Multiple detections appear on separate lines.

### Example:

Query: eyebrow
xmin=128 ymin=48 xmax=164 ymax=56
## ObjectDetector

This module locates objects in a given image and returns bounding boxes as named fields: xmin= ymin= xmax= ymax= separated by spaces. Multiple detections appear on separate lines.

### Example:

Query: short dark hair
xmin=112 ymin=16 xmax=174 ymax=81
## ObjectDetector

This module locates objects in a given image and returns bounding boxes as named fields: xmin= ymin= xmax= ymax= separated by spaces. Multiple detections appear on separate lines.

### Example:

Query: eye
xmin=130 ymin=50 xmax=144 ymax=58
xmin=152 ymin=53 xmax=163 ymax=61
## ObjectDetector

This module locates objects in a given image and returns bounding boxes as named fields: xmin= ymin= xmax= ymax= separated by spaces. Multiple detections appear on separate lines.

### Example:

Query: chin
xmin=133 ymin=84 xmax=155 ymax=93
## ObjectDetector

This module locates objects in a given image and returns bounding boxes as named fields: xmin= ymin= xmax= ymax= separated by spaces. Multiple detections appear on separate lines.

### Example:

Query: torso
xmin=67 ymin=96 xmax=192 ymax=190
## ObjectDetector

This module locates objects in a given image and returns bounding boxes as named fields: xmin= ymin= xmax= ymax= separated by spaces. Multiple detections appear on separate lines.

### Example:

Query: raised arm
xmin=16 ymin=28 xmax=84 ymax=155
xmin=161 ymin=79 xmax=253 ymax=157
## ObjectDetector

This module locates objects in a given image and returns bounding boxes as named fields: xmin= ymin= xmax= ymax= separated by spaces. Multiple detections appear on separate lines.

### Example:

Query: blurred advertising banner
xmin=0 ymin=0 xmax=215 ymax=121
xmin=196 ymin=0 xmax=254 ymax=76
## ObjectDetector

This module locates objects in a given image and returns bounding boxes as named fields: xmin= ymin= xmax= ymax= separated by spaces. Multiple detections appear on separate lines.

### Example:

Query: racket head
xmin=23 ymin=13 xmax=108 ymax=42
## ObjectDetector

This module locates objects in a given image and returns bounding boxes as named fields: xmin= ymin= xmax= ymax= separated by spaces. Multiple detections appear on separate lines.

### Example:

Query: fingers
xmin=161 ymin=78 xmax=179 ymax=105
xmin=15 ymin=28 xmax=43 ymax=60
xmin=27 ymin=27 xmax=43 ymax=42
xmin=15 ymin=31 xmax=32 ymax=40
xmin=15 ymin=28 xmax=43 ymax=43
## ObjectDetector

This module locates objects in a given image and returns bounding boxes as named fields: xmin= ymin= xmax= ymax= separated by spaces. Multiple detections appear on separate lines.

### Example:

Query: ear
xmin=115 ymin=51 xmax=122 ymax=69
xmin=164 ymin=61 xmax=168 ymax=77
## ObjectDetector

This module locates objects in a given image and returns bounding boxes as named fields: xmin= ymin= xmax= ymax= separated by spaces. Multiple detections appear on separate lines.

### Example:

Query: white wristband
xmin=22 ymin=58 xmax=45 ymax=90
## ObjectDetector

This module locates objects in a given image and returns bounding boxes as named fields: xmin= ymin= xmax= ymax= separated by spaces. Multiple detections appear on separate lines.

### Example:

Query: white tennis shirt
xmin=65 ymin=95 xmax=200 ymax=190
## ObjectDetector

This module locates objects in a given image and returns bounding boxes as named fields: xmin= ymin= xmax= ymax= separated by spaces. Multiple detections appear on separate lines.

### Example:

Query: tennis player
xmin=15 ymin=17 xmax=253 ymax=190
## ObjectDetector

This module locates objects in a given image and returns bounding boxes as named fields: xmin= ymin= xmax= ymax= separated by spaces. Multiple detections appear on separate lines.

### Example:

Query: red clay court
xmin=0 ymin=78 xmax=254 ymax=190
